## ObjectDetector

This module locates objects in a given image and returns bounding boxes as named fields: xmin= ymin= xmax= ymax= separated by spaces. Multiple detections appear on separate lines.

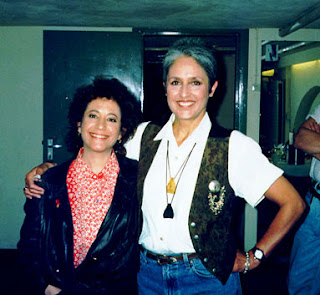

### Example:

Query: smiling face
xmin=78 ymin=97 xmax=122 ymax=158
xmin=165 ymin=56 xmax=217 ymax=126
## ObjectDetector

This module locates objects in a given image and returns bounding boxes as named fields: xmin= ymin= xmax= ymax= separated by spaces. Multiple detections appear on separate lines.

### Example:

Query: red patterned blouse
xmin=66 ymin=148 xmax=120 ymax=267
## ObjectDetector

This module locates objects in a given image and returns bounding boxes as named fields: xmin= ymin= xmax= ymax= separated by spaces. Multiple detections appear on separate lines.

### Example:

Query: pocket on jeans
xmin=191 ymin=259 xmax=215 ymax=279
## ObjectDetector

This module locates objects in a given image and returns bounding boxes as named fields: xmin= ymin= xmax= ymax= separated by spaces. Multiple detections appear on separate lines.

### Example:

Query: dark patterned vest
xmin=137 ymin=122 xmax=239 ymax=284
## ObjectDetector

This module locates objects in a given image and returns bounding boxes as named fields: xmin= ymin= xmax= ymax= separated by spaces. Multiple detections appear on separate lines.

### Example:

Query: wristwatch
xmin=251 ymin=246 xmax=265 ymax=262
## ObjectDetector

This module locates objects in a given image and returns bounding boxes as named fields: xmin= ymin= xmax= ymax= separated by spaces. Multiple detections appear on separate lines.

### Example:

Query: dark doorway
xmin=43 ymin=31 xmax=248 ymax=164
xmin=43 ymin=30 xmax=143 ymax=164
xmin=142 ymin=34 xmax=239 ymax=129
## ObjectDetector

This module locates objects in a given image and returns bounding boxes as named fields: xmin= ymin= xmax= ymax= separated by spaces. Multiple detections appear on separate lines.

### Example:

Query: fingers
xmin=313 ymin=122 xmax=320 ymax=133
xmin=24 ymin=162 xmax=54 ymax=199
xmin=232 ymin=250 xmax=245 ymax=272
xmin=24 ymin=168 xmax=45 ymax=199
xmin=23 ymin=182 xmax=44 ymax=199
xmin=306 ymin=120 xmax=320 ymax=133
xmin=232 ymin=249 xmax=260 ymax=273
xmin=25 ymin=167 xmax=39 ymax=188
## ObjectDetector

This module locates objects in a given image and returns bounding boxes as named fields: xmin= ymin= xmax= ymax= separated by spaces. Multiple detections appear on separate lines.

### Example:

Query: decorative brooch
xmin=55 ymin=199 xmax=61 ymax=208
xmin=208 ymin=180 xmax=225 ymax=215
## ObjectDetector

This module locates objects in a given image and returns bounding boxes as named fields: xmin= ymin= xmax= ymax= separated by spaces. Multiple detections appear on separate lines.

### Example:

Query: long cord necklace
xmin=164 ymin=140 xmax=196 ymax=219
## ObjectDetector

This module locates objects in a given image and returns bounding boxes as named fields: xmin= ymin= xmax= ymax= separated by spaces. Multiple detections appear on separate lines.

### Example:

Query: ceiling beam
xmin=279 ymin=3 xmax=320 ymax=37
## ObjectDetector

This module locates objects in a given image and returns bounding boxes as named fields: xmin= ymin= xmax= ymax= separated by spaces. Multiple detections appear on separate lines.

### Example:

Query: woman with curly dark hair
xmin=18 ymin=76 xmax=141 ymax=295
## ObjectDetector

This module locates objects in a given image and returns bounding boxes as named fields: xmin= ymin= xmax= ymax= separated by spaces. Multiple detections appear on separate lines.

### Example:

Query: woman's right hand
xmin=45 ymin=284 xmax=62 ymax=295
xmin=24 ymin=162 xmax=55 ymax=199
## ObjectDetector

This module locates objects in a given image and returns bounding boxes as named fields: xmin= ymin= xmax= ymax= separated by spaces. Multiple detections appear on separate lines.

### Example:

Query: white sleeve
xmin=306 ymin=105 xmax=320 ymax=123
xmin=228 ymin=130 xmax=283 ymax=207
xmin=124 ymin=121 xmax=150 ymax=161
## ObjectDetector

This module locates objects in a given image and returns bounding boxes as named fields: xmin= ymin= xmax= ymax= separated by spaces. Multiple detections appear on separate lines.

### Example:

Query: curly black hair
xmin=66 ymin=76 xmax=142 ymax=156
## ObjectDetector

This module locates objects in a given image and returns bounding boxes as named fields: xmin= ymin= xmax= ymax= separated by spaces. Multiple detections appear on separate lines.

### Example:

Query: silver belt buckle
xmin=156 ymin=255 xmax=177 ymax=265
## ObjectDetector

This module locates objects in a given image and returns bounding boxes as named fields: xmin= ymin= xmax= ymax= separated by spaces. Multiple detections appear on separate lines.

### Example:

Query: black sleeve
xmin=17 ymin=191 xmax=47 ymax=294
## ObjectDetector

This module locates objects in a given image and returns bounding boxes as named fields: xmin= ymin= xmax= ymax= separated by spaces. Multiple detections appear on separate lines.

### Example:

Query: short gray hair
xmin=163 ymin=38 xmax=218 ymax=89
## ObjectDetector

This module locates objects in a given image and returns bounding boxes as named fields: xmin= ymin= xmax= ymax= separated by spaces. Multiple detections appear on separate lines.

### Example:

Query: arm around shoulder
xmin=24 ymin=162 xmax=55 ymax=199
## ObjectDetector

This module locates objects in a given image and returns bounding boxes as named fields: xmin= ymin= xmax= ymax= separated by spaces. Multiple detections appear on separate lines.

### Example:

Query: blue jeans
xmin=288 ymin=192 xmax=320 ymax=295
xmin=138 ymin=250 xmax=242 ymax=295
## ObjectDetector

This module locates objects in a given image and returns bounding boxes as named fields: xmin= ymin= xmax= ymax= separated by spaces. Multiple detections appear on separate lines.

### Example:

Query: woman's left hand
xmin=45 ymin=284 xmax=62 ymax=295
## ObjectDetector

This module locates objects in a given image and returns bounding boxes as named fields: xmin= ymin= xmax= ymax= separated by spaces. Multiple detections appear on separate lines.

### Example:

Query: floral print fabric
xmin=67 ymin=148 xmax=119 ymax=267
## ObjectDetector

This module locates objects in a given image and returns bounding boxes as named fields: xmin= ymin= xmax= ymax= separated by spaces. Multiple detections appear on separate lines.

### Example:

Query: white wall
xmin=0 ymin=27 xmax=43 ymax=248
xmin=279 ymin=47 xmax=320 ymax=132
xmin=290 ymin=60 xmax=320 ymax=129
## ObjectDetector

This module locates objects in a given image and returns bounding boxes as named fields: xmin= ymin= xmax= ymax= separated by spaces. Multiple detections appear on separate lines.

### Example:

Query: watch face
xmin=255 ymin=249 xmax=263 ymax=260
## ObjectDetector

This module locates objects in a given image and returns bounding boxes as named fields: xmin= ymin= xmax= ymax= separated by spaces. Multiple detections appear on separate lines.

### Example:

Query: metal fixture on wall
xmin=279 ymin=3 xmax=320 ymax=37
xmin=261 ymin=41 xmax=314 ymax=61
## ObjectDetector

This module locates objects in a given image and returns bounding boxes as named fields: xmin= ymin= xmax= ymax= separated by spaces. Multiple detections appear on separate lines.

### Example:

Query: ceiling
xmin=1 ymin=0 xmax=320 ymax=34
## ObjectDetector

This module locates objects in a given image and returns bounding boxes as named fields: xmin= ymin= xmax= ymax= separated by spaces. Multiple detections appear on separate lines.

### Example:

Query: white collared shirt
xmin=125 ymin=113 xmax=283 ymax=254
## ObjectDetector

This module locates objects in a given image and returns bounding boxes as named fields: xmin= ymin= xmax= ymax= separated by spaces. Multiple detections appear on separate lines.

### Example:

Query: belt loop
xmin=314 ymin=181 xmax=320 ymax=194
xmin=182 ymin=253 xmax=190 ymax=269
xmin=139 ymin=245 xmax=148 ymax=263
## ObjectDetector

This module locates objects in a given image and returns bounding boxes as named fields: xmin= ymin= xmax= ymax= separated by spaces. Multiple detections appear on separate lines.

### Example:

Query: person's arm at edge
xmin=294 ymin=117 xmax=320 ymax=159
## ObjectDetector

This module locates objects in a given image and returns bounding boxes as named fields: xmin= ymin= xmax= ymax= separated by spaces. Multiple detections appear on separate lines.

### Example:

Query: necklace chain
xmin=164 ymin=141 xmax=196 ymax=218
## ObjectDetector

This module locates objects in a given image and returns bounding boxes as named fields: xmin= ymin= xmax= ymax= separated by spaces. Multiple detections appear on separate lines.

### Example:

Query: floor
xmin=0 ymin=249 xmax=24 ymax=295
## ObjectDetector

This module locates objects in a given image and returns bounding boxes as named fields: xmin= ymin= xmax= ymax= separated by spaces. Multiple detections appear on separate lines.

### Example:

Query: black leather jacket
xmin=18 ymin=155 xmax=140 ymax=295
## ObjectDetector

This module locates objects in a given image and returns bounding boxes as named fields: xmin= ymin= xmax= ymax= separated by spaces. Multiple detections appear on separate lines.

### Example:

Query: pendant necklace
xmin=164 ymin=140 xmax=196 ymax=219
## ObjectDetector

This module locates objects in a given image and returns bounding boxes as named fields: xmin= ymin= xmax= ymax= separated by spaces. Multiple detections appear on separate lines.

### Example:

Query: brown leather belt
xmin=143 ymin=249 xmax=198 ymax=266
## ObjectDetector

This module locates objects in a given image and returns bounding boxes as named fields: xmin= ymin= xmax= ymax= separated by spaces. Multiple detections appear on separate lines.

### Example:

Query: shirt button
xmin=190 ymin=222 xmax=196 ymax=228
xmin=194 ymin=235 xmax=199 ymax=240
xmin=160 ymin=237 xmax=163 ymax=241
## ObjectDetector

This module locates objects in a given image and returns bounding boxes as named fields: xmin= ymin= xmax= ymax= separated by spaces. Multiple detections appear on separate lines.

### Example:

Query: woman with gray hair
xmin=24 ymin=38 xmax=305 ymax=294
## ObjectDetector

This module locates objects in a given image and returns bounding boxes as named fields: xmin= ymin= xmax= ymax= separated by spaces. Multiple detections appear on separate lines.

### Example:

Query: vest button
xmin=190 ymin=222 xmax=196 ymax=227
xmin=203 ymin=258 xmax=208 ymax=262
xmin=92 ymin=256 xmax=97 ymax=260
xmin=194 ymin=235 xmax=199 ymax=240
xmin=212 ymin=268 xmax=216 ymax=273
xmin=56 ymin=269 xmax=59 ymax=273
